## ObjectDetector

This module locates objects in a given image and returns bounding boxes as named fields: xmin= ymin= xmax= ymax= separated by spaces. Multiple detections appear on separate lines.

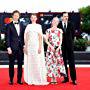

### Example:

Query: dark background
xmin=0 ymin=12 xmax=80 ymax=34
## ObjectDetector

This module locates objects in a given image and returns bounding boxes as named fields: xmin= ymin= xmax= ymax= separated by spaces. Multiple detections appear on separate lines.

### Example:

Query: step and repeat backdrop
xmin=1 ymin=12 xmax=90 ymax=65
xmin=0 ymin=12 xmax=81 ymax=51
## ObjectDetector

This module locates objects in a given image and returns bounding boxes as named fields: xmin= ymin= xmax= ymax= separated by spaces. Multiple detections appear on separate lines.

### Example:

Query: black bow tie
xmin=14 ymin=22 xmax=19 ymax=24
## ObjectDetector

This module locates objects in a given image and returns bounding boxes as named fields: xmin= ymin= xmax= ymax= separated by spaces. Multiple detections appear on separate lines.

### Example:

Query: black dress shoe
xmin=72 ymin=80 xmax=77 ymax=85
xmin=62 ymin=79 xmax=69 ymax=83
xmin=17 ymin=81 xmax=23 ymax=85
xmin=9 ymin=80 xmax=13 ymax=85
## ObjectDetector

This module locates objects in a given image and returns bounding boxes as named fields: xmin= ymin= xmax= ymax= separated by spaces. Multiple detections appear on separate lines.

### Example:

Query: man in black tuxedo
xmin=58 ymin=12 xmax=77 ymax=85
xmin=6 ymin=10 xmax=25 ymax=85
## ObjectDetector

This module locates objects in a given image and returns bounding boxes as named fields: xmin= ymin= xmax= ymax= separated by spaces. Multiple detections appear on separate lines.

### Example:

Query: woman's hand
xmin=56 ymin=46 xmax=61 ymax=52
xmin=23 ymin=45 xmax=28 ymax=55
xmin=38 ymin=47 xmax=41 ymax=54
xmin=50 ymin=45 xmax=55 ymax=52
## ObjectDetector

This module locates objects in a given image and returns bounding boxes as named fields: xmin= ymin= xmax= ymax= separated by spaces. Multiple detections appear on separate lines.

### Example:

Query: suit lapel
xmin=66 ymin=22 xmax=69 ymax=31
xmin=11 ymin=22 xmax=18 ymax=36
xmin=60 ymin=21 xmax=69 ymax=33
xmin=19 ymin=23 xmax=22 ymax=36
xmin=11 ymin=22 xmax=21 ymax=36
xmin=61 ymin=22 xmax=64 ymax=32
xmin=61 ymin=22 xmax=64 ymax=30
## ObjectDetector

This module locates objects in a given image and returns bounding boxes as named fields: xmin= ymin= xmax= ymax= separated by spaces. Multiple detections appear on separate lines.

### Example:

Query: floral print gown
xmin=46 ymin=28 xmax=66 ymax=78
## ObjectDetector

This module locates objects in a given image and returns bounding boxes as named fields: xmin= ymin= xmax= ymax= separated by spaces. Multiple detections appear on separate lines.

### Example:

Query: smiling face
xmin=51 ymin=17 xmax=59 ymax=27
xmin=30 ymin=14 xmax=37 ymax=23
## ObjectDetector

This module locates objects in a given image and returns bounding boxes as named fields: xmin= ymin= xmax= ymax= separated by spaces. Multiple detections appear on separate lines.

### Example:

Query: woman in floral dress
xmin=45 ymin=17 xmax=66 ymax=84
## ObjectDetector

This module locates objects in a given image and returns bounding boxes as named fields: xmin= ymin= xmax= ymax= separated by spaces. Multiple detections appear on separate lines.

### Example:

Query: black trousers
xmin=62 ymin=45 xmax=76 ymax=81
xmin=8 ymin=47 xmax=23 ymax=82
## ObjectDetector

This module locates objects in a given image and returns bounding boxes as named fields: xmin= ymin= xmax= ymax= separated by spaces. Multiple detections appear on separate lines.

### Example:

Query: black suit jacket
xmin=58 ymin=21 xmax=75 ymax=49
xmin=6 ymin=22 xmax=25 ymax=51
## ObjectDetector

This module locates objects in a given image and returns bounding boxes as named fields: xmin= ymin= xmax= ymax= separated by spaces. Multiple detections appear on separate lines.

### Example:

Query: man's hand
xmin=7 ymin=47 xmax=12 ymax=54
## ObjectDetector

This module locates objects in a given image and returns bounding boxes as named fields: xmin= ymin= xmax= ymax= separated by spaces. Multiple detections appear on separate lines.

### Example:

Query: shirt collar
xmin=13 ymin=20 xmax=19 ymax=24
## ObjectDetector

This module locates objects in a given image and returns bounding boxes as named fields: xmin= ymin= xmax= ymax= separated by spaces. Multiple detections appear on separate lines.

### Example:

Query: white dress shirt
xmin=13 ymin=21 xmax=20 ymax=36
xmin=62 ymin=21 xmax=68 ymax=29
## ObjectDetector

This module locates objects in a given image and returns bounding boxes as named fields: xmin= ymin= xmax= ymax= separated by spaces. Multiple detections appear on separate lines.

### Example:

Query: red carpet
xmin=0 ymin=68 xmax=90 ymax=90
